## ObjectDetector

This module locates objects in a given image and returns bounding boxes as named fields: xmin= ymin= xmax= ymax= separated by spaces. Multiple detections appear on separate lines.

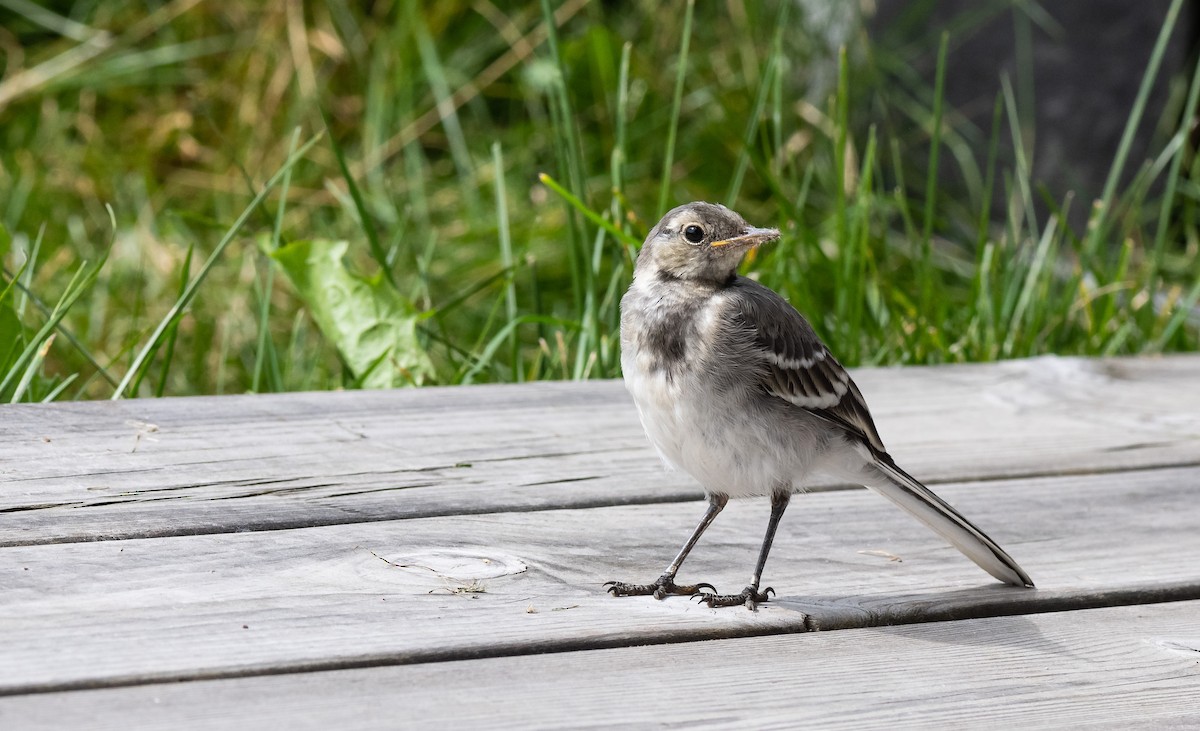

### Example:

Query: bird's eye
xmin=683 ymin=224 xmax=705 ymax=244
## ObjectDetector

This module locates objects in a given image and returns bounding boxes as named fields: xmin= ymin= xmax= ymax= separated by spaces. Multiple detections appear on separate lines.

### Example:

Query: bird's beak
xmin=709 ymin=226 xmax=781 ymax=248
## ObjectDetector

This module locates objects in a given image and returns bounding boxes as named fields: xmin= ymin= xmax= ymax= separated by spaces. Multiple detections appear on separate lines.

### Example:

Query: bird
xmin=605 ymin=201 xmax=1033 ymax=609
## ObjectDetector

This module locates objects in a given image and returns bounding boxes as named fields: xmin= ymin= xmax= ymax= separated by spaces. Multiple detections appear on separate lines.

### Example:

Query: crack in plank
xmin=519 ymin=476 xmax=601 ymax=487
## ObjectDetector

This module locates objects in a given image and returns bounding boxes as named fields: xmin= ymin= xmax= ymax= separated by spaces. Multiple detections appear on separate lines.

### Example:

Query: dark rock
xmin=870 ymin=0 xmax=1198 ymax=228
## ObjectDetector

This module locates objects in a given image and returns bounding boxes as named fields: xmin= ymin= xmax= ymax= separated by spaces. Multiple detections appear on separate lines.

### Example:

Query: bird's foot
xmin=605 ymin=574 xmax=717 ymax=600
xmin=693 ymin=585 xmax=774 ymax=610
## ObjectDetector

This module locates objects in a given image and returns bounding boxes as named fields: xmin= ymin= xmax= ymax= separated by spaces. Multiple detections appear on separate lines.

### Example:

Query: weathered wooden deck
xmin=2 ymin=354 xmax=1199 ymax=728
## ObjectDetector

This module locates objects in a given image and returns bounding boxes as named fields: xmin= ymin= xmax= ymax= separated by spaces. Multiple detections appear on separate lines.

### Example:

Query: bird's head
xmin=634 ymin=202 xmax=780 ymax=284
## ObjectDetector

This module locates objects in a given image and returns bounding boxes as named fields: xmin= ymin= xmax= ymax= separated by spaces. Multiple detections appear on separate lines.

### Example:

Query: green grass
xmin=0 ymin=1 xmax=1198 ymax=400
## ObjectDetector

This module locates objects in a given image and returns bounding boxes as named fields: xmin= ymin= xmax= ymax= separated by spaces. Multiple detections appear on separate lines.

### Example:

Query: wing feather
xmin=727 ymin=278 xmax=887 ymax=454
xmin=721 ymin=278 xmax=1034 ymax=586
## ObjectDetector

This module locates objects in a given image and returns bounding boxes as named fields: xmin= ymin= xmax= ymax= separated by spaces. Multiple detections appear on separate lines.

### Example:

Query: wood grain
xmin=2 ymin=354 xmax=1199 ymax=727
xmin=3 ymin=601 xmax=1198 ymax=730
xmin=2 ymin=354 xmax=1199 ymax=546
xmin=2 ymin=464 xmax=1198 ymax=694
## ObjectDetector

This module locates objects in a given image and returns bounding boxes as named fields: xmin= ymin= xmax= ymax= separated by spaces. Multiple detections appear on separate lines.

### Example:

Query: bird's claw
xmin=693 ymin=585 xmax=774 ymax=610
xmin=604 ymin=575 xmax=718 ymax=600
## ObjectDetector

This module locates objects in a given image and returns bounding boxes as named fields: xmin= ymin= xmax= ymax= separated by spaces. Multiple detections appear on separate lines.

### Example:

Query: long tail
xmin=867 ymin=456 xmax=1034 ymax=587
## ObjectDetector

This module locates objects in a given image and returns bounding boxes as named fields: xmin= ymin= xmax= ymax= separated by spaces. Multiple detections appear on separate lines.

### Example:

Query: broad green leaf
xmin=270 ymin=239 xmax=433 ymax=388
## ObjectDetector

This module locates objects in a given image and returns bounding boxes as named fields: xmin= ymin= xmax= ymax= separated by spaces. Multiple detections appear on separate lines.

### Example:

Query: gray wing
xmin=725 ymin=279 xmax=1034 ymax=588
xmin=727 ymin=278 xmax=888 ymax=455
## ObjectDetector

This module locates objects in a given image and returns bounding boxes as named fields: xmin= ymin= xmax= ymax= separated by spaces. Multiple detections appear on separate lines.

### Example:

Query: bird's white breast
xmin=622 ymin=285 xmax=761 ymax=494
xmin=621 ymin=277 xmax=726 ymax=474
xmin=621 ymin=276 xmax=833 ymax=498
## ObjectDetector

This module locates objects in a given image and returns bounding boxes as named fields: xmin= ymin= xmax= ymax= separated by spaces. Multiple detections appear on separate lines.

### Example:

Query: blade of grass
xmin=492 ymin=142 xmax=520 ymax=381
xmin=428 ymin=264 xmax=515 ymax=320
xmin=538 ymin=173 xmax=639 ymax=247
xmin=9 ymin=333 xmax=55 ymax=402
xmin=976 ymin=92 xmax=1004 ymax=249
xmin=846 ymin=125 xmax=878 ymax=360
xmin=407 ymin=3 xmax=480 ymax=214
xmin=1084 ymin=0 xmax=1185 ymax=260
xmin=149 ymin=243 xmax=193 ymax=397
xmin=537 ymin=0 xmax=592 ymax=324
xmin=724 ymin=0 xmax=788 ymax=207
xmin=0 ymin=257 xmax=28 ymax=309
xmin=1000 ymin=73 xmax=1039 ymax=245
xmin=1012 ymin=0 xmax=1036 ymax=159
xmin=461 ymin=314 xmax=578 ymax=385
xmin=1096 ymin=235 xmax=1133 ymax=334
xmin=1 ymin=263 xmax=118 ymax=387
xmin=215 ymin=317 xmax=231 ymax=395
xmin=0 ymin=0 xmax=98 ymax=42
xmin=252 ymin=126 xmax=303 ymax=393
xmin=655 ymin=0 xmax=695 ymax=218
xmin=770 ymin=11 xmax=784 ymax=181
xmin=918 ymin=32 xmax=949 ymax=314
xmin=41 ymin=372 xmax=79 ymax=402
xmin=611 ymin=41 xmax=635 ymax=261
xmin=974 ymin=241 xmax=997 ymax=357
xmin=1151 ymin=276 xmax=1200 ymax=350
xmin=15 ymin=223 xmax=43 ymax=319
xmin=833 ymin=46 xmax=851 ymax=317
xmin=574 ymin=223 xmax=608 ymax=379
xmin=1102 ymin=319 xmax=1136 ymax=356
xmin=889 ymin=138 xmax=919 ymax=257
xmin=322 ymin=109 xmax=394 ymax=287
xmin=461 ymin=276 xmax=510 ymax=383
xmin=0 ymin=259 xmax=101 ymax=398
xmin=111 ymin=132 xmax=322 ymax=399
xmin=1151 ymin=49 xmax=1200 ymax=278
xmin=1003 ymin=213 xmax=1058 ymax=357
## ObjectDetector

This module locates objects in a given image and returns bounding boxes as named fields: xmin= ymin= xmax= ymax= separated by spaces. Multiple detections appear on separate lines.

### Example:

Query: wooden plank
xmin=4 ymin=600 xmax=1198 ymax=730
xmin=3 ymin=354 xmax=1200 ymax=545
xmin=2 ymin=465 xmax=1198 ymax=693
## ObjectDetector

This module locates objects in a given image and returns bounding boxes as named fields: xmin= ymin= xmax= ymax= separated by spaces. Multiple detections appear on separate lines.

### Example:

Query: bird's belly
xmin=624 ymin=365 xmax=809 ymax=498
xmin=624 ymin=367 xmax=688 ymax=468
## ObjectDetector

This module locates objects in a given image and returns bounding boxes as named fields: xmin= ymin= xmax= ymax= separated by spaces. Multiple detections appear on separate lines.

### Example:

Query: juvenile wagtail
xmin=606 ymin=201 xmax=1033 ymax=609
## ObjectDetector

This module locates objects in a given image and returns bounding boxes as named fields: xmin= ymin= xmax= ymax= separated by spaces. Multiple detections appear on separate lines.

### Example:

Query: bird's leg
xmin=605 ymin=493 xmax=728 ymax=599
xmin=698 ymin=489 xmax=790 ymax=610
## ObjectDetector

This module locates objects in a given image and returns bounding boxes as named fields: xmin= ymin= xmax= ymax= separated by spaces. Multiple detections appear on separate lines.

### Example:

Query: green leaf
xmin=270 ymin=239 xmax=433 ymax=388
